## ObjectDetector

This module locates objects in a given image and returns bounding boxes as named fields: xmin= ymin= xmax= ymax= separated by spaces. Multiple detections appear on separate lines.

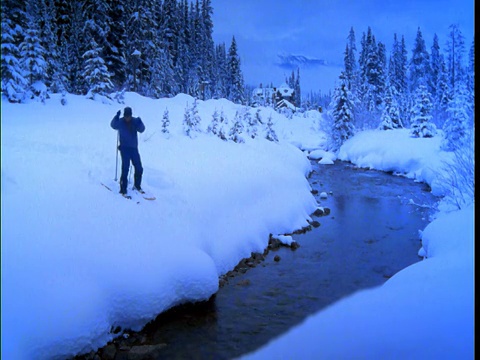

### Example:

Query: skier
xmin=111 ymin=107 xmax=145 ymax=196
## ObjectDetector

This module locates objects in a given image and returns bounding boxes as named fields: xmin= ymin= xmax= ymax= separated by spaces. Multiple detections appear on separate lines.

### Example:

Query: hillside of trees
xmin=329 ymin=25 xmax=474 ymax=150
xmin=1 ymin=0 xmax=474 ymax=148
xmin=1 ymin=0 xmax=246 ymax=104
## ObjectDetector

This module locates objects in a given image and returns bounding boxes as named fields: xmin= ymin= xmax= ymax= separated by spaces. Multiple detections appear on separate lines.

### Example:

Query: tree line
xmin=1 ymin=0 xmax=246 ymax=104
xmin=330 ymin=25 xmax=474 ymax=151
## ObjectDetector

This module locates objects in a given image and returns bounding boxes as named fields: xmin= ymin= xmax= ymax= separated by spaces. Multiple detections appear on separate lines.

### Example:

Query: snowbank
xmin=1 ymin=92 xmax=318 ymax=359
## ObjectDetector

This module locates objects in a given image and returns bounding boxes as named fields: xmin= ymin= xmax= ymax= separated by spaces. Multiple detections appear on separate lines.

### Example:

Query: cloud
xmin=276 ymin=53 xmax=329 ymax=70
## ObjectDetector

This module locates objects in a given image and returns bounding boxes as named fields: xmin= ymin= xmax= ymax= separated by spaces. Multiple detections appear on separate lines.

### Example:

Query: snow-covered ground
xmin=1 ymin=93 xmax=474 ymax=359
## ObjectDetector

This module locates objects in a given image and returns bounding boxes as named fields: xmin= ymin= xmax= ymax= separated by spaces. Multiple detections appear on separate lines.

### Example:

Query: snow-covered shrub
xmin=229 ymin=111 xmax=245 ymax=143
xmin=207 ymin=109 xmax=220 ymax=136
xmin=183 ymin=100 xmax=201 ymax=138
xmin=161 ymin=108 xmax=170 ymax=136
xmin=436 ymin=135 xmax=474 ymax=210
xmin=265 ymin=114 xmax=278 ymax=142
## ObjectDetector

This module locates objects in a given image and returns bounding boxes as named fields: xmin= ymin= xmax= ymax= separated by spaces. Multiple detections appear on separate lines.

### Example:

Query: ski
xmin=132 ymin=187 xmax=156 ymax=201
xmin=101 ymin=182 xmax=136 ymax=201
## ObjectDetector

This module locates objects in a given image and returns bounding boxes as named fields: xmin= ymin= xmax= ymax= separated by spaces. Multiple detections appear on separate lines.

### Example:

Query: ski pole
xmin=114 ymin=131 xmax=119 ymax=181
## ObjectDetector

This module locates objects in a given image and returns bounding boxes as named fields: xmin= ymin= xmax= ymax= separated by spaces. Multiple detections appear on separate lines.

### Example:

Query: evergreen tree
xmin=331 ymin=72 xmax=356 ymax=149
xmin=378 ymin=85 xmax=402 ymax=130
xmin=465 ymin=39 xmax=474 ymax=114
xmin=410 ymin=85 xmax=437 ymax=138
xmin=445 ymin=24 xmax=466 ymax=91
xmin=388 ymin=34 xmax=409 ymax=126
xmin=199 ymin=0 xmax=215 ymax=99
xmin=226 ymin=36 xmax=245 ymax=104
xmin=1 ymin=2 xmax=28 ymax=102
xmin=358 ymin=27 xmax=384 ymax=111
xmin=213 ymin=43 xmax=228 ymax=98
xmin=105 ymin=0 xmax=127 ymax=89
xmin=294 ymin=68 xmax=301 ymax=108
xmin=175 ymin=0 xmax=192 ymax=94
xmin=409 ymin=27 xmax=431 ymax=92
xmin=20 ymin=1 xmax=48 ymax=100
xmin=430 ymin=35 xmax=451 ymax=128
xmin=388 ymin=34 xmax=407 ymax=95
xmin=442 ymin=84 xmax=470 ymax=151
xmin=344 ymin=27 xmax=358 ymax=90
xmin=64 ymin=0 xmax=86 ymax=94
xmin=81 ymin=37 xmax=113 ymax=98
xmin=430 ymin=34 xmax=442 ymax=98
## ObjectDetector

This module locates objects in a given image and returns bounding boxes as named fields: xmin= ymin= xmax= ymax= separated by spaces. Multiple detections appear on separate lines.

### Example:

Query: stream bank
xmin=75 ymin=160 xmax=438 ymax=360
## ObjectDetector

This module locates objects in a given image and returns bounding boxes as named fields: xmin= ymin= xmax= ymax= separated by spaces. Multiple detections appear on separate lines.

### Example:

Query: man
xmin=111 ymin=107 xmax=145 ymax=196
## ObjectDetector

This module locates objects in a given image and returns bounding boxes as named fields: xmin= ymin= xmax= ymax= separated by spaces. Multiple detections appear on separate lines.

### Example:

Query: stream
xmin=77 ymin=160 xmax=438 ymax=360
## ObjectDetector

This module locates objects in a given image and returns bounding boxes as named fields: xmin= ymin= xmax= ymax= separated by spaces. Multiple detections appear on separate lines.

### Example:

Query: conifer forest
xmin=1 ymin=0 xmax=475 ymax=152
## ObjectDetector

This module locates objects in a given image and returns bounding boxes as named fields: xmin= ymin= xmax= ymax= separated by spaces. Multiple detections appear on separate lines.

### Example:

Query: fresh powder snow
xmin=1 ymin=92 xmax=474 ymax=359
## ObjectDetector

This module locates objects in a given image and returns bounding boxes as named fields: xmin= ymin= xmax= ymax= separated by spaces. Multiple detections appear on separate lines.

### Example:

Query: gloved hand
xmin=117 ymin=110 xmax=121 ymax=117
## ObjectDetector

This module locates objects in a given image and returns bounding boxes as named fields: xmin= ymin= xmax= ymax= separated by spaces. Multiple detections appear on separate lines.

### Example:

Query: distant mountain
xmin=276 ymin=53 xmax=329 ymax=69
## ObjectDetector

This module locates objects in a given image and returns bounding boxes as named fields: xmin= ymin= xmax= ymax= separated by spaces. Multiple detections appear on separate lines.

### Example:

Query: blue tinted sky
xmin=211 ymin=0 xmax=474 ymax=93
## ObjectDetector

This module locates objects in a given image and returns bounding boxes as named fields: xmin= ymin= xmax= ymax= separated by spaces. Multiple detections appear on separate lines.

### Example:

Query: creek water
xmin=82 ymin=160 xmax=438 ymax=360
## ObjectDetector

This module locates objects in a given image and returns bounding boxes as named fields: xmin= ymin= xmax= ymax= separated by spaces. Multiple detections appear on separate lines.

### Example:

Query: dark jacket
xmin=111 ymin=114 xmax=145 ymax=149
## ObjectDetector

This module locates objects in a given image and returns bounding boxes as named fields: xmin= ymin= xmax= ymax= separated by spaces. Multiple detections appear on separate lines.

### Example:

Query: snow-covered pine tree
xmin=331 ymin=72 xmax=356 ymax=149
xmin=60 ymin=0 xmax=85 ymax=94
xmin=183 ymin=99 xmax=201 ymax=138
xmin=445 ymin=24 xmax=466 ymax=92
xmin=213 ymin=42 xmax=228 ymax=99
xmin=81 ymin=36 xmax=113 ymax=99
xmin=430 ymin=34 xmax=442 ymax=99
xmin=161 ymin=108 xmax=171 ymax=136
xmin=241 ymin=106 xmax=257 ymax=139
xmin=229 ymin=111 xmax=245 ymax=143
xmin=199 ymin=0 xmax=215 ymax=99
xmin=441 ymin=83 xmax=471 ymax=151
xmin=294 ymin=68 xmax=301 ymax=108
xmin=207 ymin=108 xmax=220 ymax=135
xmin=226 ymin=36 xmax=245 ymax=104
xmin=183 ymin=102 xmax=193 ymax=137
xmin=265 ymin=114 xmax=278 ymax=142
xmin=217 ymin=109 xmax=228 ymax=141
xmin=465 ymin=40 xmax=475 ymax=110
xmin=430 ymin=35 xmax=451 ymax=128
xmin=36 ymin=0 xmax=62 ymax=94
xmin=409 ymin=27 xmax=432 ymax=93
xmin=1 ymin=3 xmax=28 ymax=102
xmin=378 ymin=85 xmax=402 ymax=130
xmin=344 ymin=27 xmax=358 ymax=91
xmin=20 ymin=3 xmax=48 ymax=101
xmin=358 ymin=27 xmax=384 ymax=112
xmin=105 ymin=0 xmax=127 ymax=89
xmin=410 ymin=85 xmax=437 ymax=138
xmin=255 ymin=109 xmax=264 ymax=125
xmin=387 ymin=34 xmax=409 ymax=126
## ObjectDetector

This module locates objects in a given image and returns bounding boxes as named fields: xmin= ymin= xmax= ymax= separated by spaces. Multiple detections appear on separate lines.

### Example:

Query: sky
xmin=211 ymin=0 xmax=475 ymax=93
xmin=1 ymin=91 xmax=474 ymax=359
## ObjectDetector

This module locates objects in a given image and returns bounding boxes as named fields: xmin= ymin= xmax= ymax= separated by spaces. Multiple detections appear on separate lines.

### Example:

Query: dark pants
xmin=119 ymin=147 xmax=143 ymax=193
